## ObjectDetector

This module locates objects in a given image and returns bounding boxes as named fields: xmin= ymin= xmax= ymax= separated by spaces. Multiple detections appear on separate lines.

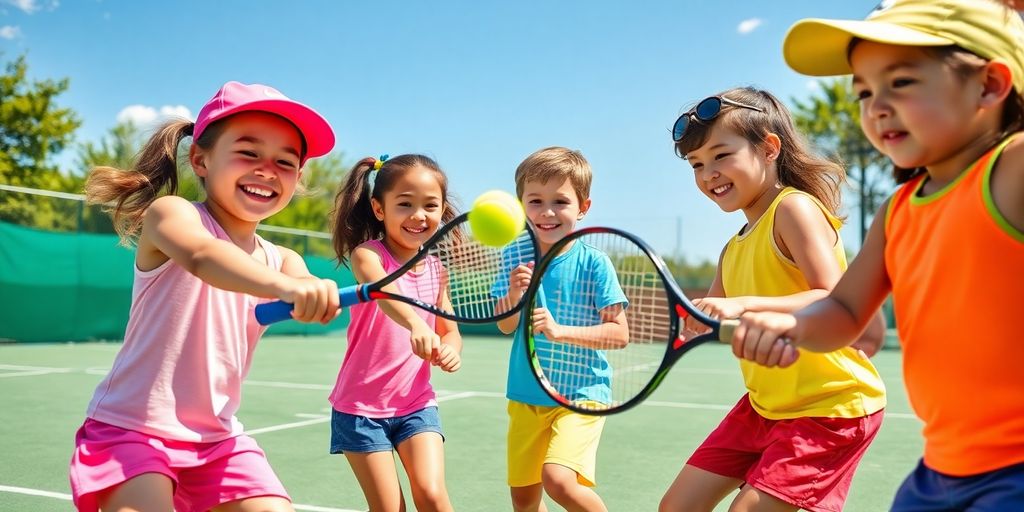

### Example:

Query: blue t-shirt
xmin=492 ymin=240 xmax=628 ymax=406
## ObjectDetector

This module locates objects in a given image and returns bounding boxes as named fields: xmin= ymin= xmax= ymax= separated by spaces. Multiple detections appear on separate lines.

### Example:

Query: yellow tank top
xmin=722 ymin=187 xmax=886 ymax=420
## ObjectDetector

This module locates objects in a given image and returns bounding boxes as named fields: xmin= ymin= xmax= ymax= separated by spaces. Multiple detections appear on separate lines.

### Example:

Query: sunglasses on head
xmin=672 ymin=96 xmax=764 ymax=142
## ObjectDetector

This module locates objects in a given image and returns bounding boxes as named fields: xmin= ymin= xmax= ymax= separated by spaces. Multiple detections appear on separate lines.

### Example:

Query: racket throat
xmin=672 ymin=304 xmax=690 ymax=349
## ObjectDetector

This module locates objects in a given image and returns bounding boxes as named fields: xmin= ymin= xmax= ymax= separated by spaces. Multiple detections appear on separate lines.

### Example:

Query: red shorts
xmin=69 ymin=419 xmax=289 ymax=512
xmin=687 ymin=395 xmax=883 ymax=512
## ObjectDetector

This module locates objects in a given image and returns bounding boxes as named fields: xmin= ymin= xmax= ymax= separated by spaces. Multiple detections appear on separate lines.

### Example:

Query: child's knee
xmin=541 ymin=465 xmax=580 ymax=501
xmin=510 ymin=484 xmax=543 ymax=511
xmin=659 ymin=487 xmax=716 ymax=512
xmin=409 ymin=482 xmax=449 ymax=511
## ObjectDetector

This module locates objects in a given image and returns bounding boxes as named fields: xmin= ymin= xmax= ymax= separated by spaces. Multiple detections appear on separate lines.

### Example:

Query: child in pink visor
xmin=69 ymin=81 xmax=339 ymax=512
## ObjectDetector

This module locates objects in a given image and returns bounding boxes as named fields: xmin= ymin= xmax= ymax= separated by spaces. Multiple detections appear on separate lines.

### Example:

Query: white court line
xmin=246 ymin=379 xmax=333 ymax=390
xmin=642 ymin=400 xmax=733 ymax=411
xmin=0 ymin=364 xmax=73 ymax=378
xmin=0 ymin=484 xmax=70 ymax=500
xmin=0 ymin=483 xmax=363 ymax=511
xmin=25 ymin=366 xmax=913 ymax=421
xmin=245 ymin=391 xmax=505 ymax=436
xmin=641 ymin=400 xmax=919 ymax=420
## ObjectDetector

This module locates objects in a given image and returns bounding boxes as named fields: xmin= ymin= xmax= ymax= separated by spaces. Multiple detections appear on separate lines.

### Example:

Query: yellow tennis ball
xmin=469 ymin=190 xmax=526 ymax=247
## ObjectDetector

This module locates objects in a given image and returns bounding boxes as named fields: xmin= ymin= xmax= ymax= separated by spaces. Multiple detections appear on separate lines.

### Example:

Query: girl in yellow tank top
xmin=660 ymin=86 xmax=886 ymax=512
xmin=734 ymin=1 xmax=1024 ymax=510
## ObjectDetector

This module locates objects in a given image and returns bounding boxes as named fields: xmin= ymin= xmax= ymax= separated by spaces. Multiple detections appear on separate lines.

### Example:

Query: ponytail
xmin=329 ymin=154 xmax=458 ymax=266
xmin=84 ymin=119 xmax=194 ymax=244
xmin=330 ymin=157 xmax=383 ymax=266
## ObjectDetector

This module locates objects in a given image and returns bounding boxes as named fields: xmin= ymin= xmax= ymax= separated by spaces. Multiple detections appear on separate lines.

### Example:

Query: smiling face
xmin=851 ymin=41 xmax=989 ymax=175
xmin=684 ymin=122 xmax=778 ymax=219
xmin=371 ymin=165 xmax=445 ymax=259
xmin=191 ymin=111 xmax=303 ymax=229
xmin=521 ymin=177 xmax=591 ymax=252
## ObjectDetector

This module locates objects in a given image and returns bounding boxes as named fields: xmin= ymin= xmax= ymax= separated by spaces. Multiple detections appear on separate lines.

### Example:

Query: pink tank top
xmin=329 ymin=239 xmax=439 ymax=418
xmin=86 ymin=202 xmax=282 ymax=442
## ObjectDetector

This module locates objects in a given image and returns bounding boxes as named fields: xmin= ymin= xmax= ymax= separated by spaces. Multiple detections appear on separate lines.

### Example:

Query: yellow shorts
xmin=506 ymin=400 xmax=606 ymax=488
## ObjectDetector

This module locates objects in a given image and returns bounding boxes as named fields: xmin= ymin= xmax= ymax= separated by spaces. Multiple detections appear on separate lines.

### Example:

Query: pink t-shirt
xmin=86 ymin=202 xmax=281 ymax=442
xmin=329 ymin=239 xmax=439 ymax=418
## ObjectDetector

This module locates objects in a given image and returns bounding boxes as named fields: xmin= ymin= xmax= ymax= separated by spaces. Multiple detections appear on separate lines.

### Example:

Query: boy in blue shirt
xmin=493 ymin=147 xmax=628 ymax=512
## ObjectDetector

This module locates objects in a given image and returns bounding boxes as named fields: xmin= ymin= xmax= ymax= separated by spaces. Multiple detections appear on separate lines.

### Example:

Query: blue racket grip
xmin=255 ymin=285 xmax=365 ymax=325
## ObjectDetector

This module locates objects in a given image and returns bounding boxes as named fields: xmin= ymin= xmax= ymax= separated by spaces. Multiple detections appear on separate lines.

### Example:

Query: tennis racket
xmin=256 ymin=212 xmax=539 ymax=325
xmin=522 ymin=227 xmax=737 ymax=415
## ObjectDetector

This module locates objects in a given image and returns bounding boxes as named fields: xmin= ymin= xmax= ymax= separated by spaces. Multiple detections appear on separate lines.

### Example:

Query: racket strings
xmin=406 ymin=225 xmax=535 ymax=321
xmin=529 ymin=233 xmax=673 ymax=412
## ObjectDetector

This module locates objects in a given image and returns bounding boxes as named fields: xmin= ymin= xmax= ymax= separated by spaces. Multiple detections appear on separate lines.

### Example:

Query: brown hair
xmin=330 ymin=154 xmax=458 ymax=266
xmin=673 ymin=86 xmax=846 ymax=216
xmin=514 ymin=146 xmax=593 ymax=204
xmin=84 ymin=118 xmax=228 ymax=244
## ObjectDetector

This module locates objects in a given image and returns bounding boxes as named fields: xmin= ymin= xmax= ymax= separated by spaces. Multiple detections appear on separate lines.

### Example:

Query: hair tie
xmin=372 ymin=154 xmax=389 ymax=170
xmin=367 ymin=155 xmax=388 ymax=196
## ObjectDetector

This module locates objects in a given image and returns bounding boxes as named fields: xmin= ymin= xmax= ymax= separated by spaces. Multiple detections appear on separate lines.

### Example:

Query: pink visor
xmin=193 ymin=81 xmax=335 ymax=165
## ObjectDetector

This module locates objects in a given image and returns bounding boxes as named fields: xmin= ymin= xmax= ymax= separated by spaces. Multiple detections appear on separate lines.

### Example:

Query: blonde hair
xmin=514 ymin=146 xmax=592 ymax=203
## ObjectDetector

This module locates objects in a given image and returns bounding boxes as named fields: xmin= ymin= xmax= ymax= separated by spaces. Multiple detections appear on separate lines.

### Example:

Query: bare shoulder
xmin=989 ymin=134 xmax=1024 ymax=233
xmin=998 ymin=134 xmax=1024 ymax=181
xmin=774 ymin=192 xmax=837 ymax=244
xmin=350 ymin=242 xmax=382 ymax=265
xmin=775 ymin=192 xmax=830 ymax=225
xmin=145 ymin=195 xmax=200 ymax=220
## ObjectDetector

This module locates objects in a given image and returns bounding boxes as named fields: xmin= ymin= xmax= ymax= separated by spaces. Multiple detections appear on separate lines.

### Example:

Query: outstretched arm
xmin=138 ymin=195 xmax=338 ymax=323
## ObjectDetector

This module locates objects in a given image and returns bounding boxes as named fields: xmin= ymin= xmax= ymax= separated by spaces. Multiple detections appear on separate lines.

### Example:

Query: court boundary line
xmin=4 ymin=365 xmax=920 ymax=421
xmin=0 ymin=484 xmax=364 ymax=512
xmin=245 ymin=391 xmax=505 ymax=436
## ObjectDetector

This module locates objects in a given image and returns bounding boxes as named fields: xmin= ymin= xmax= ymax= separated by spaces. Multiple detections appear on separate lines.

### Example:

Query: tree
xmin=791 ymin=78 xmax=892 ymax=246
xmin=77 ymin=121 xmax=144 ymax=172
xmin=0 ymin=54 xmax=82 ymax=228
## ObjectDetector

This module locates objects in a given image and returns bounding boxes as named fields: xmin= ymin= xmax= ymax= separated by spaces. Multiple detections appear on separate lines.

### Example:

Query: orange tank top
xmin=885 ymin=136 xmax=1024 ymax=476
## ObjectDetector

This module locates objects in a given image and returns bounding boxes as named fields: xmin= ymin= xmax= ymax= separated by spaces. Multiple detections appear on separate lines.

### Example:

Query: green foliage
xmin=267 ymin=153 xmax=348 ymax=232
xmin=662 ymin=255 xmax=716 ymax=291
xmin=77 ymin=121 xmax=144 ymax=172
xmin=260 ymin=153 xmax=349 ymax=257
xmin=791 ymin=79 xmax=892 ymax=245
xmin=0 ymin=54 xmax=82 ymax=229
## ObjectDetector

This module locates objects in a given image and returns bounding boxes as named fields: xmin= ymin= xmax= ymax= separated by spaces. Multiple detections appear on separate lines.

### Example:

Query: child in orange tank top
xmin=734 ymin=1 xmax=1024 ymax=509
xmin=660 ymin=86 xmax=886 ymax=512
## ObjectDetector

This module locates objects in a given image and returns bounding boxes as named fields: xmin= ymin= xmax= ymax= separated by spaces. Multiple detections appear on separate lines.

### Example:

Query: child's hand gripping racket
xmin=255 ymin=210 xmax=539 ymax=325
xmin=522 ymin=227 xmax=746 ymax=415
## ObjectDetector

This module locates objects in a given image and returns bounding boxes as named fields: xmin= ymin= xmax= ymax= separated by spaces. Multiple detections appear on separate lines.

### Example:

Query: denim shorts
xmin=891 ymin=459 xmax=1024 ymax=511
xmin=330 ymin=406 xmax=443 ymax=454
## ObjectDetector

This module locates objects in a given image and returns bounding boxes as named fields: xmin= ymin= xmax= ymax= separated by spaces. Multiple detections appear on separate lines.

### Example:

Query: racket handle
xmin=718 ymin=319 xmax=740 ymax=343
xmin=255 ymin=285 xmax=365 ymax=325
xmin=255 ymin=301 xmax=296 ymax=325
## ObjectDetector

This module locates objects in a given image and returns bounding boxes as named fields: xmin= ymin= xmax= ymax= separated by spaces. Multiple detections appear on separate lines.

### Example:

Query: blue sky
xmin=3 ymin=0 xmax=881 ymax=262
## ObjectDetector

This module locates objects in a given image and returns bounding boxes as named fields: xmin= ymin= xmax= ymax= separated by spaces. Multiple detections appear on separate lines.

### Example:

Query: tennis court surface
xmin=1 ymin=335 xmax=921 ymax=511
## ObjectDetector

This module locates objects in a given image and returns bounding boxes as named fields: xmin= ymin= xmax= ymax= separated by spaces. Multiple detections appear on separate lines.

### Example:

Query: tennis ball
xmin=469 ymin=190 xmax=526 ymax=247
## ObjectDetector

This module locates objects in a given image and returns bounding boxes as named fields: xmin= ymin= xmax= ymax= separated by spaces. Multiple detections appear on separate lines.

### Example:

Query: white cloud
xmin=116 ymin=104 xmax=193 ymax=128
xmin=806 ymin=80 xmax=822 ymax=91
xmin=737 ymin=18 xmax=763 ymax=35
xmin=0 ymin=25 xmax=21 ymax=39
xmin=3 ymin=0 xmax=57 ymax=13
